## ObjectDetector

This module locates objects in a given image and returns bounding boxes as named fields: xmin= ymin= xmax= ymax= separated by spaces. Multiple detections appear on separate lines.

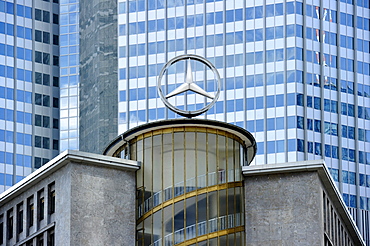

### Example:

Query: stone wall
xmin=244 ymin=171 xmax=324 ymax=245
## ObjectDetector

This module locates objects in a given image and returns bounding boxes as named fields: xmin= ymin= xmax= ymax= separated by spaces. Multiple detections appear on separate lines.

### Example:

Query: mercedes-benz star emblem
xmin=157 ymin=54 xmax=221 ymax=118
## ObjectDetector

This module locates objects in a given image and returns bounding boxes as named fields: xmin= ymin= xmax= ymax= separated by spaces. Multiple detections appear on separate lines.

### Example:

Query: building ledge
xmin=0 ymin=150 xmax=140 ymax=205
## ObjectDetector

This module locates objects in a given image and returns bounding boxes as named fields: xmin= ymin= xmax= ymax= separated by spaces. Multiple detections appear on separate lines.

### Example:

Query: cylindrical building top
xmin=103 ymin=119 xmax=256 ymax=165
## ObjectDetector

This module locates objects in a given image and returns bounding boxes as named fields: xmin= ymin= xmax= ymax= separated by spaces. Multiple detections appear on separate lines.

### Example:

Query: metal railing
xmin=150 ymin=213 xmax=243 ymax=246
xmin=138 ymin=169 xmax=238 ymax=218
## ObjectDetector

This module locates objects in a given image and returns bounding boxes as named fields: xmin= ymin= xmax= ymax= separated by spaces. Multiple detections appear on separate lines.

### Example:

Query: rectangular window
xmin=53 ymin=35 xmax=59 ymax=45
xmin=42 ymin=137 xmax=50 ymax=149
xmin=48 ymin=229 xmax=55 ymax=246
xmin=35 ymin=72 xmax=42 ymax=84
xmin=53 ymin=77 xmax=59 ymax=87
xmin=0 ymin=216 xmax=3 ymax=245
xmin=53 ymin=98 xmax=59 ymax=108
xmin=35 ymin=30 xmax=42 ymax=42
xmin=35 ymin=136 xmax=42 ymax=148
xmin=43 ymin=10 xmax=50 ymax=22
xmin=17 ymin=203 xmax=23 ymax=234
xmin=35 ymin=115 xmax=42 ymax=127
xmin=43 ymin=74 xmax=50 ymax=86
xmin=7 ymin=208 xmax=13 ymax=239
xmin=53 ymin=118 xmax=59 ymax=129
xmin=53 ymin=13 xmax=58 ymax=24
xmin=48 ymin=182 xmax=55 ymax=215
xmin=43 ymin=53 xmax=50 ymax=65
xmin=43 ymin=31 xmax=50 ymax=44
xmin=35 ymin=51 xmax=42 ymax=63
xmin=43 ymin=95 xmax=50 ymax=107
xmin=35 ymin=93 xmax=42 ymax=105
xmin=43 ymin=116 xmax=50 ymax=128
xmin=35 ymin=9 xmax=42 ymax=21
xmin=27 ymin=196 xmax=34 ymax=228
xmin=34 ymin=157 xmax=42 ymax=168
xmin=38 ymin=189 xmax=44 ymax=221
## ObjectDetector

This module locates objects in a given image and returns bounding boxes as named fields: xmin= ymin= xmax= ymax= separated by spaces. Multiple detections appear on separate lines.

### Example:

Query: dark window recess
xmin=53 ymin=76 xmax=59 ymax=87
xmin=43 ymin=116 xmax=50 ymax=128
xmin=43 ymin=32 xmax=50 ymax=44
xmin=53 ymin=139 xmax=59 ymax=150
xmin=27 ymin=196 xmax=34 ymax=228
xmin=48 ymin=183 xmax=55 ymax=215
xmin=53 ymin=35 xmax=59 ymax=45
xmin=53 ymin=56 xmax=59 ymax=66
xmin=43 ymin=95 xmax=50 ymax=107
xmin=48 ymin=229 xmax=55 ymax=246
xmin=42 ymin=158 xmax=49 ymax=165
xmin=0 ymin=220 xmax=3 ymax=244
xmin=53 ymin=0 xmax=59 ymax=3
xmin=35 ymin=72 xmax=42 ymax=84
xmin=37 ymin=235 xmax=44 ymax=246
xmin=38 ymin=190 xmax=44 ymax=221
xmin=7 ymin=208 xmax=13 ymax=240
xmin=34 ymin=136 xmax=42 ymax=148
xmin=35 ymin=30 xmax=42 ymax=42
xmin=34 ymin=157 xmax=41 ymax=169
xmin=53 ymin=118 xmax=59 ymax=129
xmin=35 ymin=115 xmax=42 ymax=126
xmin=43 ymin=74 xmax=50 ymax=86
xmin=42 ymin=53 xmax=50 ymax=65
xmin=35 ymin=51 xmax=42 ymax=63
xmin=35 ymin=9 xmax=42 ymax=21
xmin=43 ymin=10 xmax=50 ymax=22
xmin=42 ymin=137 xmax=50 ymax=149
xmin=53 ymin=14 xmax=59 ymax=24
xmin=17 ymin=203 xmax=23 ymax=234
xmin=35 ymin=93 xmax=42 ymax=105
xmin=53 ymin=98 xmax=59 ymax=108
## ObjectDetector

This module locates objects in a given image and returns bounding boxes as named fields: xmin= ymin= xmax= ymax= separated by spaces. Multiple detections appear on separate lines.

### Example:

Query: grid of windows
xmin=117 ymin=0 xmax=370 ymax=243
xmin=59 ymin=0 xmax=79 ymax=151
xmin=0 ymin=0 xmax=59 ymax=192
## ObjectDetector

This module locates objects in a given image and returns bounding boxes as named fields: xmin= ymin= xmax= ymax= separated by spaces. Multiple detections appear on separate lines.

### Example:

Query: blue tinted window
xmin=267 ymin=141 xmax=275 ymax=153
xmin=246 ymin=7 xmax=254 ymax=20
xmin=256 ymin=142 xmax=264 ymax=155
xmin=314 ymin=120 xmax=321 ymax=133
xmin=315 ymin=142 xmax=321 ymax=155
xmin=255 ymin=6 xmax=263 ymax=19
xmin=286 ymin=2 xmax=294 ymax=14
xmin=307 ymin=119 xmax=313 ymax=130
xmin=288 ymin=139 xmax=295 ymax=151
xmin=276 ymin=117 xmax=284 ymax=130
xmin=215 ymin=12 xmax=223 ymax=24
xmin=266 ymin=118 xmax=275 ymax=131
xmin=266 ymin=5 xmax=274 ymax=17
xmin=255 ymin=97 xmax=263 ymax=109
xmin=314 ymin=97 xmax=321 ymax=110
xmin=255 ymin=119 xmax=264 ymax=132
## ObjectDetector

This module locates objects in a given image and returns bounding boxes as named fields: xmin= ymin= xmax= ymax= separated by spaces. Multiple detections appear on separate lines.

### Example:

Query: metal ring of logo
xmin=157 ymin=54 xmax=221 ymax=118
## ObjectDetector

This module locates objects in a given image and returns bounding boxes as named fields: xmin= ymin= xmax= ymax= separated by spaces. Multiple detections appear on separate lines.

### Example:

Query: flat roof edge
xmin=0 ymin=150 xmax=140 ymax=205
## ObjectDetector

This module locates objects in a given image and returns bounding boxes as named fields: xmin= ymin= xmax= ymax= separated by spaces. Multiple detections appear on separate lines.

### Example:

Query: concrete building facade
xmin=0 ymin=150 xmax=139 ymax=245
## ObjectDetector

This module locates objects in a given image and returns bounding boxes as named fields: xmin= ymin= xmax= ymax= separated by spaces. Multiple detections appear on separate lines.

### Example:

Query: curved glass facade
xmin=108 ymin=120 xmax=255 ymax=246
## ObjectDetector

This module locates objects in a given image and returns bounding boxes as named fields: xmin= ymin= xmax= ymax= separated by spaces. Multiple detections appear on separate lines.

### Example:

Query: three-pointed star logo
xmin=165 ymin=59 xmax=214 ymax=100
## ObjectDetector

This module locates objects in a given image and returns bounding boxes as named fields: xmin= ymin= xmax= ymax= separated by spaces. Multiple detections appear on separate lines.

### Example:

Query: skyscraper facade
xmin=113 ymin=0 xmax=370 ymax=242
xmin=0 ymin=0 xmax=60 ymax=192
xmin=59 ymin=0 xmax=79 ymax=152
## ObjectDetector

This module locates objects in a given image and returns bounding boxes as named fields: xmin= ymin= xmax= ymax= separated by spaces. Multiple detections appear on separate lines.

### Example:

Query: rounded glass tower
xmin=104 ymin=119 xmax=256 ymax=246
